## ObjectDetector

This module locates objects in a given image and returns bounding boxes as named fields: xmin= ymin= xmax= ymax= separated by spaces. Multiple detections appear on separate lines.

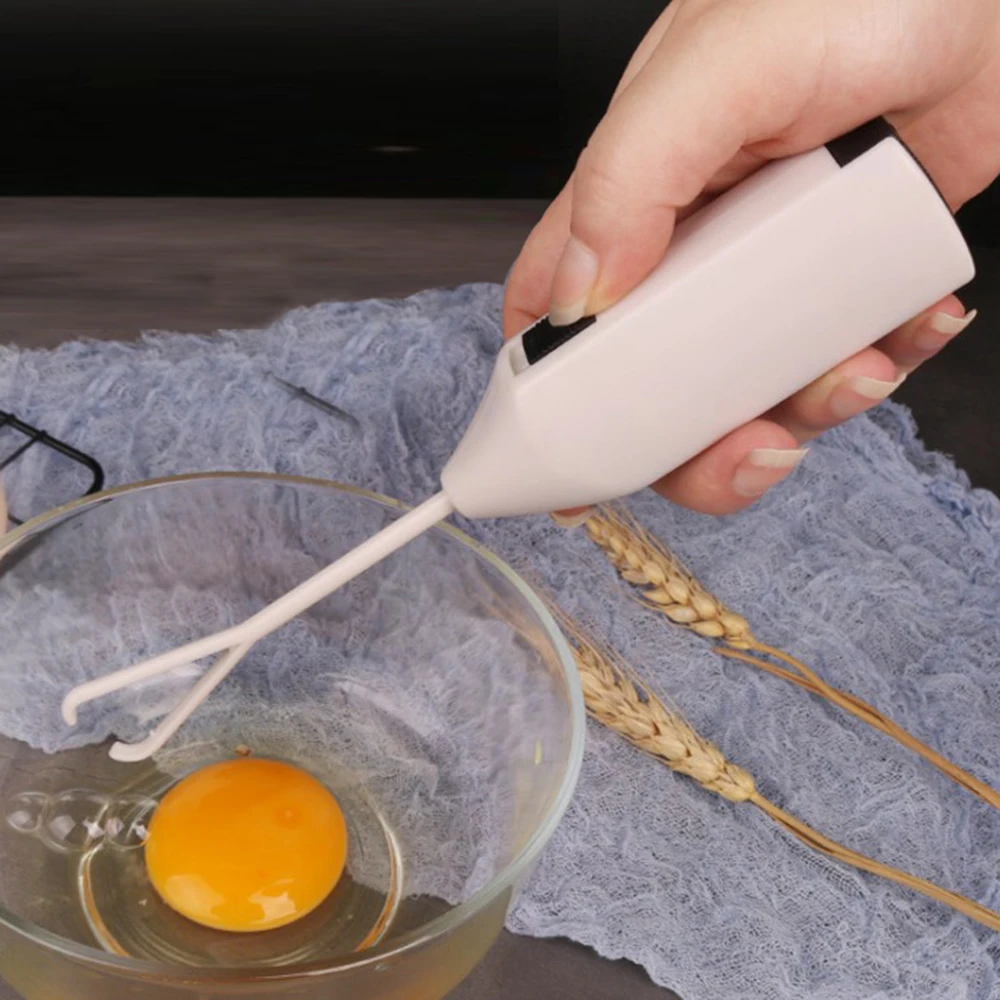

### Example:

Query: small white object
xmin=62 ymin=120 xmax=975 ymax=760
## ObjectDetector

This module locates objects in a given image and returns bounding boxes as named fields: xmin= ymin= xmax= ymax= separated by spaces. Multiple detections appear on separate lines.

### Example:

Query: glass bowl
xmin=0 ymin=473 xmax=585 ymax=999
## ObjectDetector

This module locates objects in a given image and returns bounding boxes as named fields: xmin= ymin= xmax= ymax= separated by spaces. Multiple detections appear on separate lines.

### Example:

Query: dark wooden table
xmin=1 ymin=197 xmax=997 ymax=1000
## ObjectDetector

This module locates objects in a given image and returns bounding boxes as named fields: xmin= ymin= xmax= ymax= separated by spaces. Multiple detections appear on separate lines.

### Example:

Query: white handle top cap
xmin=442 ymin=118 xmax=975 ymax=520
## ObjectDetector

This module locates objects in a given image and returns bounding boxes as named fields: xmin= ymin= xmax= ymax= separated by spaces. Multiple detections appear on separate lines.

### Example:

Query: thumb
xmin=548 ymin=2 xmax=856 ymax=325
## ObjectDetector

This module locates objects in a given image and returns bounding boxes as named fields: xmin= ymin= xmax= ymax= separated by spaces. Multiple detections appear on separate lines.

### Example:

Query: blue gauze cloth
xmin=2 ymin=283 xmax=1000 ymax=1000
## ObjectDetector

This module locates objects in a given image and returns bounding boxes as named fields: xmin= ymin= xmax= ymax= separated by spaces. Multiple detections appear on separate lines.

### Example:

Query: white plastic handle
xmin=442 ymin=127 xmax=975 ymax=518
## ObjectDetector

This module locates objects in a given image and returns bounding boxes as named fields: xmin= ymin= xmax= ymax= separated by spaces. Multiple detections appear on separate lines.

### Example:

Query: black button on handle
xmin=521 ymin=314 xmax=598 ymax=366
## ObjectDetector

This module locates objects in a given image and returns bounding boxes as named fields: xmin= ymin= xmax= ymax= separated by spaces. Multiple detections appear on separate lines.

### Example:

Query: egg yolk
xmin=145 ymin=758 xmax=348 ymax=932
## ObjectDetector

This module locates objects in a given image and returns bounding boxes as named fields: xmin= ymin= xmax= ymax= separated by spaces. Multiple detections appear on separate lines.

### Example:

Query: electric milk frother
xmin=62 ymin=118 xmax=976 ymax=761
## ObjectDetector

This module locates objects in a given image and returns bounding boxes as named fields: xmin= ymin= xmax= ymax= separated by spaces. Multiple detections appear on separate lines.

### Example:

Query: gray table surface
xmin=0 ymin=197 xmax=679 ymax=1000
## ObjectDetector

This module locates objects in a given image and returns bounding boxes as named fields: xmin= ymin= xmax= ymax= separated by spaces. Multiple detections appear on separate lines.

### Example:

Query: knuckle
xmin=570 ymin=142 xmax=675 ymax=249
xmin=574 ymin=145 xmax=634 ymax=217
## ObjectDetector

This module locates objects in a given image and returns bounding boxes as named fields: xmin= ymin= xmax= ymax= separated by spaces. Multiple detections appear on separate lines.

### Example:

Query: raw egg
xmin=145 ymin=758 xmax=348 ymax=932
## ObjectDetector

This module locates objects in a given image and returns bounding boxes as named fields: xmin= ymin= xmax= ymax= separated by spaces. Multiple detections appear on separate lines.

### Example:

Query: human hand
xmin=504 ymin=0 xmax=1000 ymax=516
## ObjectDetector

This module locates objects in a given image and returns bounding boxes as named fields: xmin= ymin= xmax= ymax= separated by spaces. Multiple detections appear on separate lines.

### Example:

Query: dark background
xmin=1 ymin=0 xmax=996 ymax=245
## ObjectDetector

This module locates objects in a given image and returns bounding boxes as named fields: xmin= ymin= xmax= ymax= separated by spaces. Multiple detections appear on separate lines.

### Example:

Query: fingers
xmin=650 ymin=356 xmax=891 ymax=516
xmin=652 ymin=419 xmax=805 ymax=516
xmin=547 ymin=2 xmax=838 ymax=326
xmin=767 ymin=346 xmax=902 ymax=443
xmin=502 ymin=184 xmax=574 ymax=338
xmin=649 ymin=296 xmax=978 ymax=515
xmin=767 ymin=298 xmax=979 ymax=446
xmin=877 ymin=296 xmax=977 ymax=373
xmin=502 ymin=3 xmax=681 ymax=340
xmin=505 ymin=136 xmax=772 ymax=340
xmin=776 ymin=300 xmax=979 ymax=441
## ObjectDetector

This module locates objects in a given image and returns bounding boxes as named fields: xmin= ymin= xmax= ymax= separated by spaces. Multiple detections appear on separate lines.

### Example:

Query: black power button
xmin=521 ymin=313 xmax=598 ymax=366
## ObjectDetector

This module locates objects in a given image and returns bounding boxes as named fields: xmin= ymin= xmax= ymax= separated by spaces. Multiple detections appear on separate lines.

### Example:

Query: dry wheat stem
xmin=584 ymin=505 xmax=1000 ymax=812
xmin=723 ymin=643 xmax=1000 ymax=809
xmin=564 ymin=620 xmax=1000 ymax=934
xmin=750 ymin=793 xmax=1000 ymax=933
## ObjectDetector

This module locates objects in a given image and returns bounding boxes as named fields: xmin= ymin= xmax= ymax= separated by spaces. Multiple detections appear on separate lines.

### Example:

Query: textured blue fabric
xmin=2 ymin=283 xmax=1000 ymax=1000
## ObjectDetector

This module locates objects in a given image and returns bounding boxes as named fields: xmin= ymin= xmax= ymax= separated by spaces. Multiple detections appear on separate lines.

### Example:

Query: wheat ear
xmin=582 ymin=505 xmax=1000 ymax=812
xmin=563 ymin=617 xmax=1000 ymax=934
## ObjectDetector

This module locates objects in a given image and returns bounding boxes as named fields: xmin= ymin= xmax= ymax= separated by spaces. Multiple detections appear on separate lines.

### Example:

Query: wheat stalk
xmin=561 ymin=612 xmax=755 ymax=803
xmin=563 ymin=617 xmax=1000 ymax=934
xmin=583 ymin=507 xmax=753 ymax=643
xmin=580 ymin=505 xmax=1000 ymax=812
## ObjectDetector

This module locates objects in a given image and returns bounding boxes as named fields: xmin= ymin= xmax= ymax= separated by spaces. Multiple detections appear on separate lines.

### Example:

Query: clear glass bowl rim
xmin=0 ymin=472 xmax=586 ymax=984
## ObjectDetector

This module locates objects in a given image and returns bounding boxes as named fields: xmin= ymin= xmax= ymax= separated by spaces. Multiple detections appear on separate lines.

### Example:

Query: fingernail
xmin=550 ymin=507 xmax=597 ymax=528
xmin=915 ymin=308 xmax=978 ymax=350
xmin=549 ymin=237 xmax=600 ymax=326
xmin=732 ymin=448 xmax=809 ymax=498
xmin=829 ymin=374 xmax=906 ymax=421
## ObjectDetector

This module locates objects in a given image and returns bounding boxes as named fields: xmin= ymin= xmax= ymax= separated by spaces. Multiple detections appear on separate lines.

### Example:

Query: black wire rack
xmin=0 ymin=409 xmax=105 ymax=526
